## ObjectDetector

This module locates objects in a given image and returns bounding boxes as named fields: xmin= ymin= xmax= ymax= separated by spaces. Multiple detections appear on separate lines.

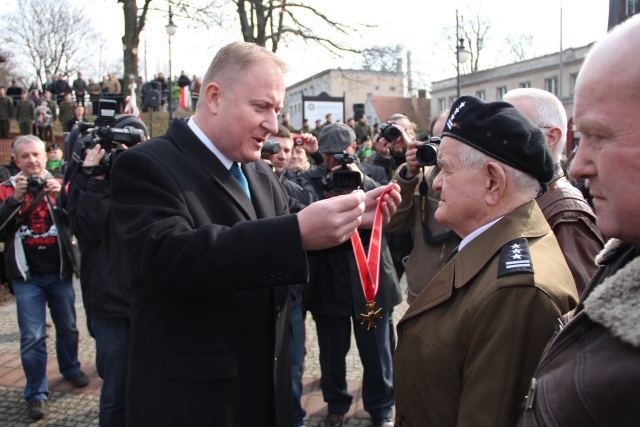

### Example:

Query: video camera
xmin=416 ymin=136 xmax=441 ymax=167
xmin=69 ymin=99 xmax=146 ymax=176
xmin=261 ymin=139 xmax=280 ymax=159
xmin=323 ymin=153 xmax=362 ymax=192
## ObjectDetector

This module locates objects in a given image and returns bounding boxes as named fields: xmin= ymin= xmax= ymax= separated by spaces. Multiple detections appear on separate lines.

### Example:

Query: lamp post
xmin=455 ymin=10 xmax=471 ymax=98
xmin=165 ymin=5 xmax=177 ymax=124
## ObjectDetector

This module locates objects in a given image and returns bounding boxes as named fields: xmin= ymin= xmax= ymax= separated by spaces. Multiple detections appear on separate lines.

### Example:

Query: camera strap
xmin=18 ymin=190 xmax=46 ymax=222
xmin=351 ymin=185 xmax=394 ymax=330
xmin=419 ymin=175 xmax=455 ymax=245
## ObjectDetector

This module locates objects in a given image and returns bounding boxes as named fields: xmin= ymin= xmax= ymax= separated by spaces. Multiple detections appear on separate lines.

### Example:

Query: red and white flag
xmin=124 ymin=88 xmax=141 ymax=118
xmin=180 ymin=86 xmax=189 ymax=110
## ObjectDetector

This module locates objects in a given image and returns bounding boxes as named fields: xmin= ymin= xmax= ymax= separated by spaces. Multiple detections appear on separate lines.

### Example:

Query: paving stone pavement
xmin=0 ymin=277 xmax=409 ymax=426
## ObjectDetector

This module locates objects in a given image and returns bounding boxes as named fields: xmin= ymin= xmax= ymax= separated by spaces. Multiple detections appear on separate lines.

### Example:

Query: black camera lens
xmin=261 ymin=139 xmax=280 ymax=158
xmin=26 ymin=176 xmax=45 ymax=194
xmin=416 ymin=138 xmax=441 ymax=166
xmin=380 ymin=122 xmax=402 ymax=141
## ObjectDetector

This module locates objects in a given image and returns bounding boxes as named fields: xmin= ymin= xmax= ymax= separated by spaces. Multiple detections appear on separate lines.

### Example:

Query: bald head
xmin=570 ymin=15 xmax=640 ymax=243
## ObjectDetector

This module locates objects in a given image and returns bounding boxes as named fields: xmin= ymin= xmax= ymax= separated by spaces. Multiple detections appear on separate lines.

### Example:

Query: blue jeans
xmin=290 ymin=302 xmax=306 ymax=427
xmin=90 ymin=315 xmax=130 ymax=427
xmin=13 ymin=273 xmax=81 ymax=402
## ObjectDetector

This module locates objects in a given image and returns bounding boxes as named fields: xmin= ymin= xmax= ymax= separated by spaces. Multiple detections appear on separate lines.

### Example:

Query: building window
xmin=496 ymin=86 xmax=507 ymax=100
xmin=389 ymin=86 xmax=397 ymax=92
xmin=570 ymin=73 xmax=579 ymax=95
xmin=438 ymin=98 xmax=446 ymax=112
xmin=449 ymin=96 xmax=457 ymax=107
xmin=545 ymin=77 xmax=558 ymax=95
xmin=374 ymin=85 xmax=380 ymax=91
xmin=519 ymin=81 xmax=531 ymax=88
xmin=475 ymin=90 xmax=485 ymax=100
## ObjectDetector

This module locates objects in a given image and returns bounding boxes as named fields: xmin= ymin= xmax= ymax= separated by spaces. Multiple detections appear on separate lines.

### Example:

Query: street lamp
xmin=165 ymin=5 xmax=177 ymax=124
xmin=455 ymin=10 xmax=471 ymax=98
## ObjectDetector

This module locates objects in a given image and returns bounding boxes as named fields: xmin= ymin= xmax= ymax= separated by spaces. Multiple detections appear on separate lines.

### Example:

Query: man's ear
xmin=484 ymin=161 xmax=506 ymax=205
xmin=202 ymin=81 xmax=222 ymax=115
xmin=546 ymin=126 xmax=562 ymax=156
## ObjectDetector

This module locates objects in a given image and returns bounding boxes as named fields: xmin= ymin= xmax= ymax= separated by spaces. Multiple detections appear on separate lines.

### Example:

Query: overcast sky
xmin=60 ymin=0 xmax=609 ymax=90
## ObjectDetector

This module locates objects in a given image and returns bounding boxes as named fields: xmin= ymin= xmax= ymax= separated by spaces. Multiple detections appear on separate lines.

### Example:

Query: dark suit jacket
xmin=110 ymin=118 xmax=309 ymax=427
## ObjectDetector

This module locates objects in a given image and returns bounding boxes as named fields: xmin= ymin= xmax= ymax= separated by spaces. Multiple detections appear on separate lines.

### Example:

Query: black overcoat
xmin=110 ymin=118 xmax=308 ymax=427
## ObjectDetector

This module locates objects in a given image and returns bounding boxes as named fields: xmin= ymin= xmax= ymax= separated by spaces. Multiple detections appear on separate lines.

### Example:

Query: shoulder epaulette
xmin=498 ymin=237 xmax=534 ymax=278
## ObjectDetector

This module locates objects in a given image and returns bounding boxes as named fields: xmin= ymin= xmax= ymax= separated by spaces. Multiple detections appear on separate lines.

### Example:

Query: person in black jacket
xmin=108 ymin=42 xmax=401 ymax=427
xmin=302 ymin=123 xmax=401 ymax=427
xmin=65 ymin=116 xmax=148 ymax=427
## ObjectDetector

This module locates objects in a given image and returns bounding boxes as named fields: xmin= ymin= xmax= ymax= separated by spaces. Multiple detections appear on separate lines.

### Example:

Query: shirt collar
xmin=187 ymin=117 xmax=233 ymax=170
xmin=459 ymin=216 xmax=503 ymax=252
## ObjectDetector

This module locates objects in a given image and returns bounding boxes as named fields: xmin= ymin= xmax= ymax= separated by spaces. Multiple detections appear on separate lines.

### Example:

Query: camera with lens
xmin=378 ymin=121 xmax=402 ymax=142
xmin=293 ymin=134 xmax=304 ymax=146
xmin=323 ymin=153 xmax=362 ymax=192
xmin=27 ymin=176 xmax=46 ymax=194
xmin=73 ymin=99 xmax=146 ymax=176
xmin=416 ymin=136 xmax=441 ymax=166
xmin=261 ymin=139 xmax=280 ymax=159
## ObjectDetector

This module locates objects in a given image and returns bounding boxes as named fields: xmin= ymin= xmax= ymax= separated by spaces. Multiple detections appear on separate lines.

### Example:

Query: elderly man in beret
xmin=392 ymin=96 xmax=579 ymax=427
xmin=302 ymin=123 xmax=401 ymax=427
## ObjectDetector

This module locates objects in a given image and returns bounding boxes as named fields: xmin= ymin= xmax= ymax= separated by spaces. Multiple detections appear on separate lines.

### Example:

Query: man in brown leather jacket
xmin=516 ymin=15 xmax=640 ymax=427
xmin=505 ymin=88 xmax=604 ymax=295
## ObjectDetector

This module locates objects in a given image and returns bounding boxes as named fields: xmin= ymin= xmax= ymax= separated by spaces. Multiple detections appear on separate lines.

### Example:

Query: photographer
xmin=0 ymin=135 xmax=86 ymax=421
xmin=384 ymin=111 xmax=460 ymax=303
xmin=302 ymin=123 xmax=401 ymax=427
xmin=65 ymin=113 xmax=147 ymax=427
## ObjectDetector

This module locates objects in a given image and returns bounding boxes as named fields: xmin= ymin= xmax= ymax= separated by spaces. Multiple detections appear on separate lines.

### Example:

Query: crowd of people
xmin=0 ymin=14 xmax=638 ymax=427
xmin=0 ymin=71 xmax=203 ymax=142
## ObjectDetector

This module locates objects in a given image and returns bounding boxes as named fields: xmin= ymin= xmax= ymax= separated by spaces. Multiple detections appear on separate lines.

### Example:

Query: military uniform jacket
xmin=393 ymin=200 xmax=578 ymax=427
xmin=0 ymin=96 xmax=12 ymax=120
xmin=15 ymin=99 xmax=35 ymax=123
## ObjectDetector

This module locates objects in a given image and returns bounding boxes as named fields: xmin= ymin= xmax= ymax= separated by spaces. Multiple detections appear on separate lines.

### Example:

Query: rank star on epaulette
xmin=498 ymin=238 xmax=534 ymax=277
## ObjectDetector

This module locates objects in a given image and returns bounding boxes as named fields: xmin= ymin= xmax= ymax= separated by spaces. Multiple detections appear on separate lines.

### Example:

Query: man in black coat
xmin=302 ymin=123 xmax=401 ymax=427
xmin=110 ymin=42 xmax=400 ymax=427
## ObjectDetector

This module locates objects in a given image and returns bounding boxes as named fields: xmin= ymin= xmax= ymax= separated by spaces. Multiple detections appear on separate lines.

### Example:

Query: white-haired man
xmin=504 ymin=88 xmax=604 ymax=294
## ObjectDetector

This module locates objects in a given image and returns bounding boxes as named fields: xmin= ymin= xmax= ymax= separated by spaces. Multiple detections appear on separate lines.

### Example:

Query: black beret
xmin=442 ymin=96 xmax=554 ymax=184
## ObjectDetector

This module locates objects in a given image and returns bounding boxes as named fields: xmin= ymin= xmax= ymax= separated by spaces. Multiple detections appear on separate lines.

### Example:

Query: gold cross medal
xmin=361 ymin=301 xmax=382 ymax=330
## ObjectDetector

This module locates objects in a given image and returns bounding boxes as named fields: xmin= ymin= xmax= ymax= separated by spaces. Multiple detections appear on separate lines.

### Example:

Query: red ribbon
xmin=351 ymin=186 xmax=393 ymax=303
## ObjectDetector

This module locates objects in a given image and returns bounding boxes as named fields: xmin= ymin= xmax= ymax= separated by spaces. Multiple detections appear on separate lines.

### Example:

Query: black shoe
xmin=325 ymin=413 xmax=344 ymax=427
xmin=27 ymin=399 xmax=46 ymax=420
xmin=373 ymin=418 xmax=393 ymax=427
xmin=64 ymin=370 xmax=89 ymax=388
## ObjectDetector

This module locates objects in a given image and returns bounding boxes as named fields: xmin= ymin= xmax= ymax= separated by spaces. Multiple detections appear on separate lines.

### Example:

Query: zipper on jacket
xmin=523 ymin=378 xmax=548 ymax=426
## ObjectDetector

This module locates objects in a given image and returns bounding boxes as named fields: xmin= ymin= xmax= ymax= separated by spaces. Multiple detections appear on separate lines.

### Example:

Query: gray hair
xmin=12 ymin=135 xmax=45 ymax=157
xmin=458 ymin=142 xmax=541 ymax=198
xmin=503 ymin=88 xmax=567 ymax=164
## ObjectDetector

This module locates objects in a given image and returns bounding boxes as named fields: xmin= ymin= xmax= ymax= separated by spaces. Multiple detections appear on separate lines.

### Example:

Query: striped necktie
xmin=229 ymin=163 xmax=251 ymax=200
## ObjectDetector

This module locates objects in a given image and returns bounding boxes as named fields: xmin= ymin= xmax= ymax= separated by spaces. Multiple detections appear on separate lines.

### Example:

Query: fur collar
xmin=585 ymin=239 xmax=640 ymax=348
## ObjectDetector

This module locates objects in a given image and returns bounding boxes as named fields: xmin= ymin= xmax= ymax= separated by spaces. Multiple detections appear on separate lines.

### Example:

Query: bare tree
xmin=118 ymin=0 xmax=223 ymax=92
xmin=360 ymin=45 xmax=404 ymax=73
xmin=504 ymin=33 xmax=536 ymax=62
xmin=233 ymin=0 xmax=366 ymax=54
xmin=117 ymin=0 xmax=366 ymax=91
xmin=0 ymin=0 xmax=101 ymax=86
xmin=458 ymin=4 xmax=492 ymax=73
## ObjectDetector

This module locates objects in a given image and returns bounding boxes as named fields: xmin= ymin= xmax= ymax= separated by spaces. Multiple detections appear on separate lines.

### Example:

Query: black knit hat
xmin=442 ymin=96 xmax=554 ymax=184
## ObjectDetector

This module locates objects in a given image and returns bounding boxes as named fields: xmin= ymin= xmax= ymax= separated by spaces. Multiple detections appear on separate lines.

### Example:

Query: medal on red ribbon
xmin=351 ymin=186 xmax=393 ymax=330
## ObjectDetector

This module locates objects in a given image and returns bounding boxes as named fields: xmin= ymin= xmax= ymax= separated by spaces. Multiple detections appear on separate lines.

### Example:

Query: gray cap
xmin=318 ymin=123 xmax=356 ymax=154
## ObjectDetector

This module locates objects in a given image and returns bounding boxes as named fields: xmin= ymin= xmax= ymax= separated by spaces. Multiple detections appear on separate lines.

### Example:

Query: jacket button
xmin=276 ymin=272 xmax=283 ymax=281
xmin=285 ymin=271 xmax=292 ymax=279
xmin=273 ymin=357 xmax=278 ymax=370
